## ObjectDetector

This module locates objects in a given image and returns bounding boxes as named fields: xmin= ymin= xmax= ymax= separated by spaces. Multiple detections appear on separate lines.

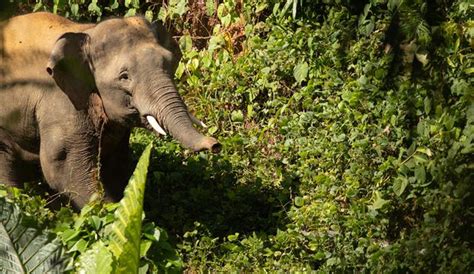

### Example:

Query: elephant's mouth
xmin=119 ymin=100 xmax=141 ymax=126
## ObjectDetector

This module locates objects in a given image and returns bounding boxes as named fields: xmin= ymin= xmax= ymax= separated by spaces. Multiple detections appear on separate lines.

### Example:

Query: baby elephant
xmin=0 ymin=12 xmax=220 ymax=208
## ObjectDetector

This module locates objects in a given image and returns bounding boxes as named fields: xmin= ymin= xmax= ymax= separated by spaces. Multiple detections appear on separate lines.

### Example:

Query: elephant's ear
xmin=151 ymin=22 xmax=174 ymax=49
xmin=151 ymin=21 xmax=181 ymax=68
xmin=47 ymin=32 xmax=96 ymax=110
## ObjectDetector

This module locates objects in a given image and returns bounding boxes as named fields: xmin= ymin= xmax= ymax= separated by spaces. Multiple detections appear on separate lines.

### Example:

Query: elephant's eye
xmin=119 ymin=71 xmax=129 ymax=81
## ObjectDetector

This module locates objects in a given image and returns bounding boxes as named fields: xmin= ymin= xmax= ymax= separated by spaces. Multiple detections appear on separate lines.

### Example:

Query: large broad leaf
xmin=76 ymin=144 xmax=153 ymax=274
xmin=0 ymin=198 xmax=68 ymax=274
xmin=108 ymin=144 xmax=152 ymax=274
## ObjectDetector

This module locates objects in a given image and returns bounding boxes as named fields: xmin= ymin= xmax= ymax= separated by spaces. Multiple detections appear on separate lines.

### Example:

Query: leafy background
xmin=1 ymin=0 xmax=473 ymax=272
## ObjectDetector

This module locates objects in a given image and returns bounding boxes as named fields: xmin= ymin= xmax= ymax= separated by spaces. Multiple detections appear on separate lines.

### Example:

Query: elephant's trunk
xmin=135 ymin=81 xmax=220 ymax=153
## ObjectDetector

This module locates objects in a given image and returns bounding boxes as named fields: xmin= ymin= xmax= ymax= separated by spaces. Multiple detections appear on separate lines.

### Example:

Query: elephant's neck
xmin=100 ymin=122 xmax=130 ymax=157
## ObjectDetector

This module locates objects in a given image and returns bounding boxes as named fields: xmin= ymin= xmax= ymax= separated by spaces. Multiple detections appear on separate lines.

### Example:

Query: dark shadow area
xmin=0 ymin=2 xmax=17 ymax=21
xmin=136 ymin=141 xmax=299 ymax=240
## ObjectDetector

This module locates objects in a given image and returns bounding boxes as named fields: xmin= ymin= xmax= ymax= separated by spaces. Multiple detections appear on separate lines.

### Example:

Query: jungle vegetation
xmin=0 ymin=0 xmax=472 ymax=272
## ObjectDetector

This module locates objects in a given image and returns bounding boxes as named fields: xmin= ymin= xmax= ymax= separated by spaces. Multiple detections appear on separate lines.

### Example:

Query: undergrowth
xmin=1 ymin=0 xmax=473 ymax=272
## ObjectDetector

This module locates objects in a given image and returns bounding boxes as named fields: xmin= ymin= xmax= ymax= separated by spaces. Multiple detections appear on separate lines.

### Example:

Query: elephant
xmin=0 ymin=12 xmax=220 ymax=208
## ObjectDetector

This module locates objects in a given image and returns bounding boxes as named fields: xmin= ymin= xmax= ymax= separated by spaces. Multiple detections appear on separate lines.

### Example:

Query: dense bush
xmin=1 ymin=0 xmax=473 ymax=272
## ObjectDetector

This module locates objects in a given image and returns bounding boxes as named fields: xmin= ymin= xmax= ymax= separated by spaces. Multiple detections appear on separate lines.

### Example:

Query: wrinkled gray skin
xmin=0 ymin=13 xmax=219 ymax=208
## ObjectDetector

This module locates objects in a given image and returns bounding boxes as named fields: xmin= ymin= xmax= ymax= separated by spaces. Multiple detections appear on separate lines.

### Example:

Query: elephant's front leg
xmin=0 ymin=129 xmax=41 ymax=186
xmin=39 ymin=126 xmax=101 ymax=208
xmin=100 ymin=130 xmax=134 ymax=202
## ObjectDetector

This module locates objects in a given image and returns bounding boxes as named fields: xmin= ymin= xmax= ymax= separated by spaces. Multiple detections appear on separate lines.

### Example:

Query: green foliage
xmin=163 ymin=0 xmax=473 ymax=271
xmin=77 ymin=241 xmax=114 ymax=274
xmin=73 ymin=144 xmax=182 ymax=273
xmin=0 ymin=197 xmax=69 ymax=273
xmin=0 ymin=144 xmax=182 ymax=273
xmin=3 ymin=0 xmax=474 ymax=272
xmin=107 ymin=144 xmax=151 ymax=273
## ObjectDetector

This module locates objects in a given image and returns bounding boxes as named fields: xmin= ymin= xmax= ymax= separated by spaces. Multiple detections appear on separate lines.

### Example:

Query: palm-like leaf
xmin=108 ymin=144 xmax=152 ymax=274
xmin=0 ymin=198 xmax=68 ymax=274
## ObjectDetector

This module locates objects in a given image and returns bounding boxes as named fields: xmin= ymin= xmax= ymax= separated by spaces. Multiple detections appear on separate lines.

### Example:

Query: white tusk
xmin=189 ymin=113 xmax=207 ymax=128
xmin=146 ymin=115 xmax=167 ymax=136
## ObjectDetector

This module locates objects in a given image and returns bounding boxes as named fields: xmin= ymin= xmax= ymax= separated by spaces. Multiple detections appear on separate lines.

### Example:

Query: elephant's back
xmin=3 ymin=12 xmax=93 ymax=53
xmin=1 ymin=12 xmax=94 ymax=83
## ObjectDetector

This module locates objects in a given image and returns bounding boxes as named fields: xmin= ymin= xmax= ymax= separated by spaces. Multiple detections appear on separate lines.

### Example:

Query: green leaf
xmin=256 ymin=3 xmax=267 ymax=13
xmin=77 ymin=241 xmax=114 ymax=274
xmin=179 ymin=35 xmax=193 ymax=53
xmin=153 ymin=228 xmax=161 ymax=242
xmin=407 ymin=142 xmax=416 ymax=156
xmin=139 ymin=240 xmax=152 ymax=258
xmin=108 ymin=144 xmax=152 ymax=274
xmin=33 ymin=2 xmax=43 ymax=12
xmin=393 ymin=177 xmax=409 ymax=196
xmin=231 ymin=110 xmax=244 ymax=122
xmin=208 ymin=126 xmax=218 ymax=135
xmin=190 ymin=58 xmax=200 ymax=71
xmin=280 ymin=0 xmax=292 ymax=18
xmin=416 ymin=147 xmax=433 ymax=157
xmin=294 ymin=196 xmax=304 ymax=207
xmin=61 ymin=228 xmax=81 ymax=243
xmin=125 ymin=8 xmax=137 ymax=17
xmin=106 ymin=0 xmax=119 ymax=10
xmin=144 ymin=10 xmax=154 ymax=22
xmin=415 ymin=52 xmax=429 ymax=66
xmin=227 ymin=233 xmax=239 ymax=242
xmin=170 ymin=0 xmax=188 ymax=17
xmin=157 ymin=6 xmax=167 ymax=21
xmin=89 ymin=216 xmax=102 ymax=231
xmin=413 ymin=154 xmax=428 ymax=164
xmin=388 ymin=0 xmax=401 ymax=11
xmin=424 ymin=97 xmax=431 ymax=114
xmin=88 ymin=1 xmax=102 ymax=16
xmin=221 ymin=14 xmax=231 ymax=27
xmin=175 ymin=62 xmax=185 ymax=79
xmin=217 ymin=3 xmax=226 ymax=19
xmin=70 ymin=4 xmax=79 ymax=17
xmin=53 ymin=0 xmax=59 ymax=14
xmin=206 ymin=0 xmax=216 ymax=16
xmin=294 ymin=62 xmax=309 ymax=83
xmin=0 ymin=198 xmax=68 ymax=273
xmin=292 ymin=0 xmax=297 ymax=18
xmin=369 ymin=191 xmax=389 ymax=210
xmin=464 ymin=67 xmax=474 ymax=75
xmin=414 ymin=166 xmax=426 ymax=184
xmin=139 ymin=265 xmax=149 ymax=274
xmin=69 ymin=239 xmax=88 ymax=253
xmin=131 ymin=0 xmax=140 ymax=8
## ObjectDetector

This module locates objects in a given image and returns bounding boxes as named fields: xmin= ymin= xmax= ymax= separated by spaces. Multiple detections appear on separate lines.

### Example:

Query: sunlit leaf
xmin=369 ymin=191 xmax=389 ymax=210
xmin=294 ymin=196 xmax=304 ymax=207
xmin=393 ymin=177 xmax=409 ymax=196
xmin=294 ymin=61 xmax=309 ymax=83
xmin=77 ymin=242 xmax=113 ymax=274
xmin=231 ymin=110 xmax=244 ymax=122
xmin=145 ymin=10 xmax=153 ymax=22
xmin=108 ymin=144 xmax=152 ymax=274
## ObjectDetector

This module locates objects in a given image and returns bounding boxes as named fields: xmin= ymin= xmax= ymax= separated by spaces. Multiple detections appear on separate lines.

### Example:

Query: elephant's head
xmin=46 ymin=16 xmax=220 ymax=152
